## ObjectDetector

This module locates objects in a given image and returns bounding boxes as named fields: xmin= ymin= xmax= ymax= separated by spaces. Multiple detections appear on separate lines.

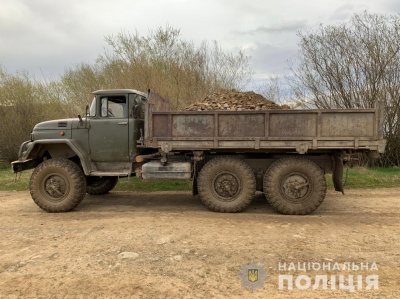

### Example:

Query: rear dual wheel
xmin=197 ymin=157 xmax=256 ymax=213
xmin=263 ymin=157 xmax=326 ymax=215
xmin=86 ymin=176 xmax=118 ymax=195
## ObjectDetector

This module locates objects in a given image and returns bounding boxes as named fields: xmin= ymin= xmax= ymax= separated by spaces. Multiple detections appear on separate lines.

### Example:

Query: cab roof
xmin=93 ymin=89 xmax=147 ymax=98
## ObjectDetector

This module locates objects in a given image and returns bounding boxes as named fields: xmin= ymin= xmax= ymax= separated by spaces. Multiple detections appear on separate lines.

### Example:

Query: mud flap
xmin=332 ymin=155 xmax=344 ymax=194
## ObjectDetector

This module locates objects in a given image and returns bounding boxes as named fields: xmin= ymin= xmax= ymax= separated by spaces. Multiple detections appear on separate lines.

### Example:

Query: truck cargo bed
xmin=143 ymin=90 xmax=386 ymax=154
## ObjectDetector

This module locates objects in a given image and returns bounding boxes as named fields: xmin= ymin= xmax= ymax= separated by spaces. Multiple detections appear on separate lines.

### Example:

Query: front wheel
xmin=29 ymin=158 xmax=87 ymax=212
xmin=197 ymin=157 xmax=256 ymax=213
xmin=86 ymin=177 xmax=119 ymax=195
xmin=263 ymin=157 xmax=326 ymax=215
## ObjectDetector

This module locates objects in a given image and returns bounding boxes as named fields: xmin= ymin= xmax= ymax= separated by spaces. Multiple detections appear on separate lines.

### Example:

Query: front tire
xmin=86 ymin=177 xmax=119 ymax=195
xmin=30 ymin=158 xmax=86 ymax=212
xmin=197 ymin=157 xmax=256 ymax=213
xmin=263 ymin=157 xmax=326 ymax=215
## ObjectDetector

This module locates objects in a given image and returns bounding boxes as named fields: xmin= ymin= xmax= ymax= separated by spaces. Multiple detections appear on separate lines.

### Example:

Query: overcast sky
xmin=1 ymin=0 xmax=399 ymax=87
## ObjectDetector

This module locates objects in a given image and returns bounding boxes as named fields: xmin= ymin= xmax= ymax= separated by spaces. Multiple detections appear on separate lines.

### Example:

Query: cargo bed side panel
xmin=144 ymin=91 xmax=386 ymax=153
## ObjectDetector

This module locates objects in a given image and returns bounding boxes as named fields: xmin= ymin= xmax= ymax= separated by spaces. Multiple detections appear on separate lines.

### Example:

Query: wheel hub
xmin=214 ymin=173 xmax=240 ymax=200
xmin=44 ymin=175 xmax=67 ymax=199
xmin=282 ymin=174 xmax=309 ymax=200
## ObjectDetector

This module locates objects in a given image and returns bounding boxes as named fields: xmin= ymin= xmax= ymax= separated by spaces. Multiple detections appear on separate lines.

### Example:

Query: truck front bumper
xmin=11 ymin=141 xmax=36 ymax=173
xmin=11 ymin=158 xmax=41 ymax=173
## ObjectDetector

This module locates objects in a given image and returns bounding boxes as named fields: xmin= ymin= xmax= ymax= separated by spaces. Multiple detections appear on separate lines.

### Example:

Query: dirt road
xmin=0 ymin=189 xmax=399 ymax=298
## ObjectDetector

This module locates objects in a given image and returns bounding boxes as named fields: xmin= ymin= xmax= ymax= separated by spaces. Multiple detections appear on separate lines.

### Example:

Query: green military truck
xmin=12 ymin=89 xmax=386 ymax=215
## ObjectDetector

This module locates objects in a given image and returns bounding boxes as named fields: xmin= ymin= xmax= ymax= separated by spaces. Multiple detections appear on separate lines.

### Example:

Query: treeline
xmin=291 ymin=12 xmax=400 ymax=167
xmin=0 ymin=26 xmax=251 ymax=161
xmin=1 ymin=13 xmax=400 ymax=166
xmin=261 ymin=12 xmax=400 ymax=167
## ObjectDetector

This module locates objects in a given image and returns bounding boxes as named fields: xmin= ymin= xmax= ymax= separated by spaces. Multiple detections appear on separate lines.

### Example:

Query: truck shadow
xmin=79 ymin=192 xmax=274 ymax=214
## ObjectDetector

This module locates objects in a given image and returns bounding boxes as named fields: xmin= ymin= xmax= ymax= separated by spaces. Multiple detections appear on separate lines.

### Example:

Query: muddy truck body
xmin=12 ymin=89 xmax=386 ymax=214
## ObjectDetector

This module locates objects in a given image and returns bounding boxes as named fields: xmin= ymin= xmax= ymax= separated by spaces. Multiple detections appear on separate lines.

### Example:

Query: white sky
xmin=1 ymin=0 xmax=399 ymax=86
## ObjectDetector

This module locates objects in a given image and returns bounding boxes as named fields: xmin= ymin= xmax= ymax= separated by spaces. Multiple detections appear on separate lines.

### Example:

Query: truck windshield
xmin=89 ymin=97 xmax=96 ymax=116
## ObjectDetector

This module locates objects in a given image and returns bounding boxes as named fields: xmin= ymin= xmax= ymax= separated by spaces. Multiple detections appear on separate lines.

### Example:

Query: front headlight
xmin=18 ymin=141 xmax=31 ymax=159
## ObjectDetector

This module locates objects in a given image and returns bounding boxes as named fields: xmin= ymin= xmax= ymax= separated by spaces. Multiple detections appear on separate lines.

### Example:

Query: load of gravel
xmin=185 ymin=90 xmax=290 ymax=111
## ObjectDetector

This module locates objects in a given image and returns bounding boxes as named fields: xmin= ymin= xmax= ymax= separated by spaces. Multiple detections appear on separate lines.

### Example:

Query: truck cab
xmin=12 ymin=89 xmax=147 ymax=177
xmin=86 ymin=89 xmax=147 ymax=175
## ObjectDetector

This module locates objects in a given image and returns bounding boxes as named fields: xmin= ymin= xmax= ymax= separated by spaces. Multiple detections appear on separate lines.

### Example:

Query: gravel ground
xmin=0 ymin=188 xmax=399 ymax=298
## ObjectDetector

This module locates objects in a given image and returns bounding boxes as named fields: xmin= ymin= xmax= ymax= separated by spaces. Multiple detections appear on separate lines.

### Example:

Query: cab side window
xmin=100 ymin=96 xmax=127 ymax=118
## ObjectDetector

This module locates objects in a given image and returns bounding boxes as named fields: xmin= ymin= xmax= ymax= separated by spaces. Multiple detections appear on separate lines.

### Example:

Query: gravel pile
xmin=185 ymin=90 xmax=290 ymax=111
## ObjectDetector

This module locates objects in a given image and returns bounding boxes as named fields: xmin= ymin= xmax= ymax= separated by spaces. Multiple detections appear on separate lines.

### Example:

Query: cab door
xmin=88 ymin=95 xmax=129 ymax=162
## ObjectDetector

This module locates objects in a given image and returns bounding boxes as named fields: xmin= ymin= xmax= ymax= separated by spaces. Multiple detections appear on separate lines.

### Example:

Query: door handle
xmin=118 ymin=122 xmax=128 ymax=125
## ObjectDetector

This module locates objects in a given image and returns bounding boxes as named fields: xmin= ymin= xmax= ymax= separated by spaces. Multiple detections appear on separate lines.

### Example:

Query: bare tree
xmin=97 ymin=26 xmax=252 ymax=109
xmin=61 ymin=63 xmax=106 ymax=115
xmin=0 ymin=67 xmax=67 ymax=161
xmin=59 ymin=26 xmax=251 ymax=110
xmin=256 ymin=75 xmax=305 ymax=109
xmin=0 ymin=26 xmax=252 ymax=161
xmin=290 ymin=12 xmax=400 ymax=166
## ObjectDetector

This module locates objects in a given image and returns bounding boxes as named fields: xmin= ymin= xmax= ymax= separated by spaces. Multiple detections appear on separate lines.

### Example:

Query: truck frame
xmin=12 ymin=89 xmax=386 ymax=215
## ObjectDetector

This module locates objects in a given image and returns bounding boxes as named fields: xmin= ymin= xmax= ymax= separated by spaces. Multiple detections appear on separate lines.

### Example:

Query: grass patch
xmin=0 ymin=161 xmax=10 ymax=168
xmin=0 ymin=167 xmax=191 ymax=192
xmin=0 ymin=166 xmax=399 ymax=192
xmin=326 ymin=166 xmax=400 ymax=189
xmin=114 ymin=177 xmax=192 ymax=192
xmin=0 ymin=168 xmax=32 ymax=191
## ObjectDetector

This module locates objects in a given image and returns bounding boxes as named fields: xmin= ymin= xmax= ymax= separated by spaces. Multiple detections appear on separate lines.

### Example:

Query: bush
xmin=0 ymin=68 xmax=69 ymax=161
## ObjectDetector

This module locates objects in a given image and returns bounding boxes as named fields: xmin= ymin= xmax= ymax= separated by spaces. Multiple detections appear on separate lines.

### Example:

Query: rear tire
xmin=197 ymin=157 xmax=256 ymax=213
xmin=30 ymin=158 xmax=86 ymax=213
xmin=86 ymin=177 xmax=119 ymax=195
xmin=263 ymin=157 xmax=326 ymax=215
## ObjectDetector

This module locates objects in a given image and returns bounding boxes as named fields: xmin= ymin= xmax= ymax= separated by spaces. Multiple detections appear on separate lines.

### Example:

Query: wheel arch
xmin=13 ymin=139 xmax=92 ymax=175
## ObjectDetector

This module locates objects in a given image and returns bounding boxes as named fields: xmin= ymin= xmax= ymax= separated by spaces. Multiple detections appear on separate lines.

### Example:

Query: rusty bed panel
xmin=269 ymin=113 xmax=317 ymax=137
xmin=145 ymin=90 xmax=171 ymax=140
xmin=172 ymin=114 xmax=214 ymax=137
xmin=145 ymin=91 xmax=385 ymax=153
xmin=321 ymin=112 xmax=375 ymax=137
xmin=218 ymin=114 xmax=265 ymax=137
